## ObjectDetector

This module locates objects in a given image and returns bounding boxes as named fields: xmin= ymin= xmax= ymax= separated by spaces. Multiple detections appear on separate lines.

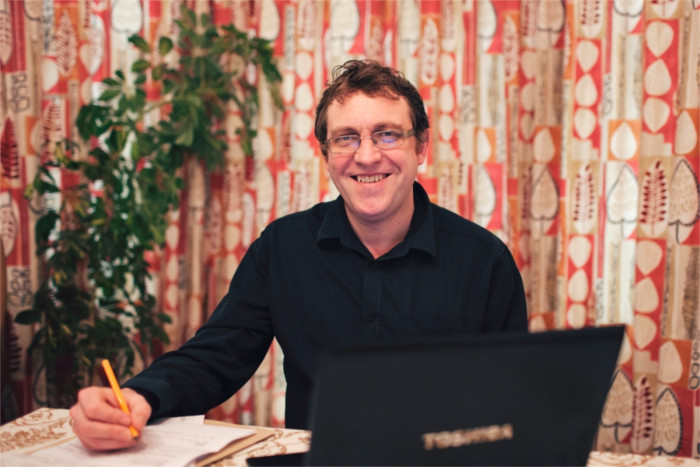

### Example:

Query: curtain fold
xmin=0 ymin=0 xmax=698 ymax=458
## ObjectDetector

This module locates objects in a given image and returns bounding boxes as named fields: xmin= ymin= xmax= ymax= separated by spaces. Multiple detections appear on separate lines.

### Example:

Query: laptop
xmin=303 ymin=325 xmax=625 ymax=466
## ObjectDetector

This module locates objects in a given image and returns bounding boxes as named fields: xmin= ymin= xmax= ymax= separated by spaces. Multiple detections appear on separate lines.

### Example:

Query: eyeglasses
xmin=325 ymin=129 xmax=415 ymax=154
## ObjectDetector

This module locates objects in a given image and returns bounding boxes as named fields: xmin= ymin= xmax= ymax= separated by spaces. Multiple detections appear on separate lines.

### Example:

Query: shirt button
xmin=368 ymin=315 xmax=376 ymax=322
xmin=369 ymin=260 xmax=378 ymax=269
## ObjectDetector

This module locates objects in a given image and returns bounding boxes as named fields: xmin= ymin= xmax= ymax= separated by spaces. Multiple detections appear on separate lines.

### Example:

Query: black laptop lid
xmin=306 ymin=325 xmax=624 ymax=466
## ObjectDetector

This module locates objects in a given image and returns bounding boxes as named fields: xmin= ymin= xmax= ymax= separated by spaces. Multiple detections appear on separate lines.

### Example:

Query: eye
xmin=374 ymin=130 xmax=401 ymax=143
xmin=333 ymin=134 xmax=358 ymax=145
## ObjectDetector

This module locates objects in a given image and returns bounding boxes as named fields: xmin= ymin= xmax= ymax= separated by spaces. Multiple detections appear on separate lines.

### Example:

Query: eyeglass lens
xmin=328 ymin=130 xmax=412 ymax=154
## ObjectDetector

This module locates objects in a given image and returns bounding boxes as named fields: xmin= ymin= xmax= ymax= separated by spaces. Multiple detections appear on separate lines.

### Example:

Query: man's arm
xmin=72 ymin=236 xmax=274 ymax=449
xmin=122 ymin=237 xmax=275 ymax=418
xmin=483 ymin=245 xmax=528 ymax=332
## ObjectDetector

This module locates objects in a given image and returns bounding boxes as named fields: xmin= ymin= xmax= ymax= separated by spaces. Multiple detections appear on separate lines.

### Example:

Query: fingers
xmin=70 ymin=387 xmax=151 ymax=451
xmin=70 ymin=404 xmax=138 ymax=451
xmin=122 ymin=388 xmax=151 ymax=432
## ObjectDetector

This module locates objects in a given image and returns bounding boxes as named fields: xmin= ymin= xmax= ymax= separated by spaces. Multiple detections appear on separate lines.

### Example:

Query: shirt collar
xmin=317 ymin=182 xmax=437 ymax=259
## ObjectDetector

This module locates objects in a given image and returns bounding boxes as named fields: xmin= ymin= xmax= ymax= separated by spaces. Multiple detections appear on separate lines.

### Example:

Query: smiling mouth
xmin=354 ymin=174 xmax=388 ymax=183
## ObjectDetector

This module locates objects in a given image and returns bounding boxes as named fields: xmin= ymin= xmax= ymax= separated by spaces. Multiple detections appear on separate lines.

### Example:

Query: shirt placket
xmin=362 ymin=259 xmax=382 ymax=341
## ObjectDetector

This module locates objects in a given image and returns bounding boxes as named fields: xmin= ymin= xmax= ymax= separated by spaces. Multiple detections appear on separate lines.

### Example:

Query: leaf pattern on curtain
xmin=581 ymin=0 xmax=604 ymax=38
xmin=530 ymin=164 xmax=559 ymax=234
xmin=474 ymin=164 xmax=497 ymax=227
xmin=631 ymin=375 xmax=654 ymax=454
xmin=653 ymin=386 xmax=683 ymax=456
xmin=0 ymin=0 xmax=698 ymax=458
xmin=600 ymin=368 xmax=633 ymax=444
xmin=55 ymin=10 xmax=77 ymax=76
xmin=0 ymin=119 xmax=19 ymax=180
xmin=0 ymin=3 xmax=12 ymax=66
xmin=573 ymin=163 xmax=595 ymax=234
xmin=640 ymin=159 xmax=669 ymax=237
xmin=607 ymin=162 xmax=639 ymax=239
xmin=610 ymin=122 xmax=639 ymax=161
xmin=669 ymin=158 xmax=700 ymax=243
xmin=41 ymin=100 xmax=65 ymax=161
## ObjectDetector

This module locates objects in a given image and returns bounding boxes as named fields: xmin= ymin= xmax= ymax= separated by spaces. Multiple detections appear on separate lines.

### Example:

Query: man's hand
xmin=70 ymin=387 xmax=151 ymax=451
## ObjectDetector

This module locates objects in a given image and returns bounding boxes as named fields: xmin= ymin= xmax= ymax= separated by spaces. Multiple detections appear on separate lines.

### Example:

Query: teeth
xmin=356 ymin=175 xmax=385 ymax=183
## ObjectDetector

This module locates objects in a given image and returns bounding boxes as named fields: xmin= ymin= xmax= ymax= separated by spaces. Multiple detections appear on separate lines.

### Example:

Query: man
xmin=70 ymin=59 xmax=527 ymax=451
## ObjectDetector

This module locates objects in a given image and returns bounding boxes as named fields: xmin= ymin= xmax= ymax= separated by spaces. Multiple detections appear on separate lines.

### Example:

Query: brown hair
xmin=314 ymin=60 xmax=430 ymax=156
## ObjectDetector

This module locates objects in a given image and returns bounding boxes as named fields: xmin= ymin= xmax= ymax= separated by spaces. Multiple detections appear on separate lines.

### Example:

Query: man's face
xmin=325 ymin=92 xmax=427 ymax=228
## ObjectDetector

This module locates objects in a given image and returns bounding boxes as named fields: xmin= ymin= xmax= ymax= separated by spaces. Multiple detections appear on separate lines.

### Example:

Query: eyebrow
xmin=328 ymin=123 xmax=403 ymax=137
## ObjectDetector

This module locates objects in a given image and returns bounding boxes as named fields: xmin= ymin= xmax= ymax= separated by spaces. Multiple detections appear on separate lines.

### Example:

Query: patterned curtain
xmin=1 ymin=0 xmax=698 ymax=458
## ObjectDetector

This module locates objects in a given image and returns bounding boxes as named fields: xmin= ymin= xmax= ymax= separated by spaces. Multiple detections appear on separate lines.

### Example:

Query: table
xmin=0 ymin=408 xmax=695 ymax=466
xmin=0 ymin=408 xmax=309 ymax=466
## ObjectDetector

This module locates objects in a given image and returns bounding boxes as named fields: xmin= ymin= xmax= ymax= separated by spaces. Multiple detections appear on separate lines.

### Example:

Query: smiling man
xmin=69 ymin=60 xmax=527 ymax=451
xmin=324 ymin=93 xmax=424 ymax=258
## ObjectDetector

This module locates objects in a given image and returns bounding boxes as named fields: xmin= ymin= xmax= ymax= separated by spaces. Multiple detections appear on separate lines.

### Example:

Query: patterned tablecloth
xmin=0 ymin=408 xmax=695 ymax=466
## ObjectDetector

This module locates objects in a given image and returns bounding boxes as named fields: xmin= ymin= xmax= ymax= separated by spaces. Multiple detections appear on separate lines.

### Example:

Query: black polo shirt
xmin=125 ymin=182 xmax=527 ymax=428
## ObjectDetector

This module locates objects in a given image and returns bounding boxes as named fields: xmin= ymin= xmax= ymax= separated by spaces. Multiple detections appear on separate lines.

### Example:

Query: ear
xmin=415 ymin=132 xmax=429 ymax=165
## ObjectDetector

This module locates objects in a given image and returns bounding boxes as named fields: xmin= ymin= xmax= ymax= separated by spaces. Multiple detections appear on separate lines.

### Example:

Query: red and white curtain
xmin=1 ymin=0 xmax=698 ymax=458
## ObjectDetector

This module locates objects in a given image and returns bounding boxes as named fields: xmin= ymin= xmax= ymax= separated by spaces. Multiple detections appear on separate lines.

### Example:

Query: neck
xmin=348 ymin=207 xmax=414 ymax=259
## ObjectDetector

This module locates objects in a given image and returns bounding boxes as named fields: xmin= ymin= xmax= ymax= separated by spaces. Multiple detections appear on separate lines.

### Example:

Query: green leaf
xmin=132 ymin=59 xmax=151 ymax=73
xmin=38 ymin=180 xmax=60 ymax=194
xmin=183 ymin=6 xmax=196 ymax=25
xmin=102 ymin=77 xmax=121 ymax=86
xmin=162 ymin=78 xmax=175 ymax=94
xmin=23 ymin=184 xmax=35 ymax=199
xmin=15 ymin=309 xmax=42 ymax=325
xmin=35 ymin=211 xmax=59 ymax=239
xmin=98 ymin=88 xmax=121 ymax=101
xmin=152 ymin=64 xmax=164 ymax=81
xmin=175 ymin=126 xmax=194 ymax=146
xmin=158 ymin=37 xmax=173 ymax=56
xmin=129 ymin=35 xmax=151 ymax=53
xmin=200 ymin=12 xmax=211 ymax=28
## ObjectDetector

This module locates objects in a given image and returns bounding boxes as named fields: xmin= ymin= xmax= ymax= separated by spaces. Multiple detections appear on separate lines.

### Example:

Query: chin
xmin=353 ymin=205 xmax=391 ymax=221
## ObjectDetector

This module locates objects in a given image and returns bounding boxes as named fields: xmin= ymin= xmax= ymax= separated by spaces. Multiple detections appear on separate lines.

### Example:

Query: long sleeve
xmin=123 ymin=238 xmax=274 ymax=418
xmin=482 ymin=241 xmax=528 ymax=333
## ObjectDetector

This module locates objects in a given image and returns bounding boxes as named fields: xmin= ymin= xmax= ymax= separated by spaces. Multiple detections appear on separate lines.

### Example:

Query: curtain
xmin=1 ymin=0 xmax=698 ymax=458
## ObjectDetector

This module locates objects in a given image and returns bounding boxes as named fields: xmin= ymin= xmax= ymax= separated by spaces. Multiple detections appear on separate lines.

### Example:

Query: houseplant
xmin=17 ymin=5 xmax=282 ymax=408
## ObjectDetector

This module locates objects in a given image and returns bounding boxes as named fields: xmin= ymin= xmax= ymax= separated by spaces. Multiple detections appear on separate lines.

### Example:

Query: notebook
xmin=304 ymin=325 xmax=625 ymax=466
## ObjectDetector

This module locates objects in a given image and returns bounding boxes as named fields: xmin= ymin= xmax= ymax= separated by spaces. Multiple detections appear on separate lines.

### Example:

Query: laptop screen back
xmin=306 ymin=326 xmax=624 ymax=466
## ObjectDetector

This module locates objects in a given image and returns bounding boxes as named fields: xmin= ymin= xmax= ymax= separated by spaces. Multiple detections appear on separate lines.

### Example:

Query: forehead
xmin=326 ymin=93 xmax=411 ymax=131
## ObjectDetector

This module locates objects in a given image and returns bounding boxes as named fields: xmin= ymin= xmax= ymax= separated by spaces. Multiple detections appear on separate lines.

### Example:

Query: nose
xmin=353 ymin=136 xmax=382 ymax=165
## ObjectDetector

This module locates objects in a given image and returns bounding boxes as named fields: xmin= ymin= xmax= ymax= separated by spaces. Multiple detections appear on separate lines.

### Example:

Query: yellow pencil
xmin=101 ymin=359 xmax=140 ymax=439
